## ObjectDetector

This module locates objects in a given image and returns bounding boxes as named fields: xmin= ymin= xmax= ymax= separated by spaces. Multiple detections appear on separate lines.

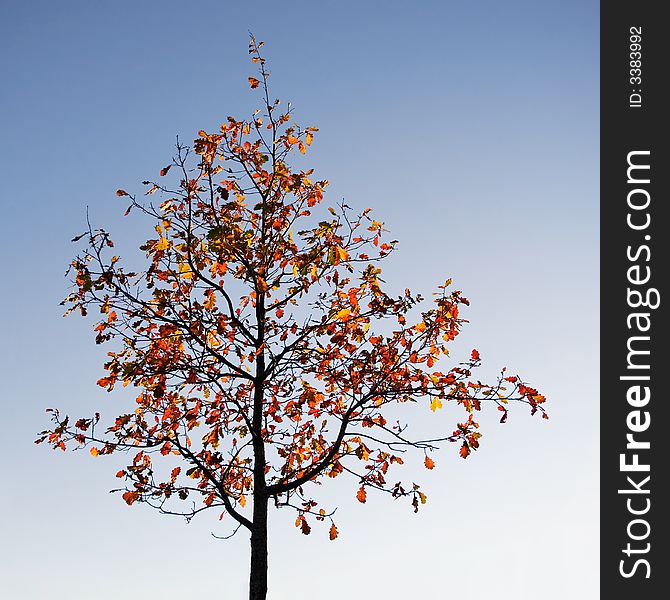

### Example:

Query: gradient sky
xmin=1 ymin=1 xmax=598 ymax=598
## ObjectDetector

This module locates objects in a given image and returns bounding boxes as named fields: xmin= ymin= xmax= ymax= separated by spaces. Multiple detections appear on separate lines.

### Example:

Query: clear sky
xmin=1 ymin=1 xmax=598 ymax=598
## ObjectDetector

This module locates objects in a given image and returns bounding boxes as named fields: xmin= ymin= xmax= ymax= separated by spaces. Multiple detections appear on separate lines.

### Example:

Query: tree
xmin=37 ymin=38 xmax=547 ymax=600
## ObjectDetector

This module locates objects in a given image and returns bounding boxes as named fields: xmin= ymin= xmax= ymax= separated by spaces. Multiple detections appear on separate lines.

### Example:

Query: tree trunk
xmin=249 ymin=494 xmax=268 ymax=600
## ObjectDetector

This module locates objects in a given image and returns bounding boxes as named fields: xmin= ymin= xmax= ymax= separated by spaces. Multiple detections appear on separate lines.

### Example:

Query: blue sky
xmin=1 ymin=1 xmax=598 ymax=598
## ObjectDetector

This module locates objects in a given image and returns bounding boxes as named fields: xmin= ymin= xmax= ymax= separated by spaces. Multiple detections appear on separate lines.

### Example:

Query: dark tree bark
xmin=250 ymin=280 xmax=269 ymax=600
xmin=249 ymin=493 xmax=269 ymax=600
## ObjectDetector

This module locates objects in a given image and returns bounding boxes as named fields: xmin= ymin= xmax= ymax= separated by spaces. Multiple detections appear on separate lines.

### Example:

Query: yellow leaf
xmin=90 ymin=447 xmax=99 ymax=456
xmin=155 ymin=237 xmax=169 ymax=251
xmin=337 ymin=247 xmax=349 ymax=261
xmin=178 ymin=263 xmax=194 ymax=280
xmin=335 ymin=308 xmax=351 ymax=321
xmin=415 ymin=322 xmax=426 ymax=332
xmin=430 ymin=398 xmax=443 ymax=412
xmin=239 ymin=494 xmax=246 ymax=507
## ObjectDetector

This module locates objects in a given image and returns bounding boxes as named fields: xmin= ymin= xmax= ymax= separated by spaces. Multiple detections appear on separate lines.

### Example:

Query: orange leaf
xmin=122 ymin=490 xmax=139 ymax=505
xmin=471 ymin=349 xmax=480 ymax=361
xmin=329 ymin=523 xmax=338 ymax=540
xmin=248 ymin=77 xmax=260 ymax=89
xmin=459 ymin=443 xmax=470 ymax=459
xmin=356 ymin=487 xmax=367 ymax=503
xmin=116 ymin=189 xmax=129 ymax=197
xmin=424 ymin=455 xmax=435 ymax=470
xmin=159 ymin=165 xmax=171 ymax=176
xmin=90 ymin=447 xmax=99 ymax=457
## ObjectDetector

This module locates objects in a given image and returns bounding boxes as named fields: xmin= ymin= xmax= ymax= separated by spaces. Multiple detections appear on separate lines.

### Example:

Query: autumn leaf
xmin=424 ymin=455 xmax=435 ymax=470
xmin=430 ymin=397 xmax=443 ymax=412
xmin=459 ymin=443 xmax=470 ymax=459
xmin=299 ymin=516 xmax=311 ymax=535
xmin=335 ymin=308 xmax=351 ymax=321
xmin=116 ymin=189 xmax=129 ymax=197
xmin=122 ymin=491 xmax=139 ymax=505
xmin=471 ymin=349 xmax=480 ymax=361
xmin=159 ymin=165 xmax=172 ymax=177
xmin=329 ymin=523 xmax=338 ymax=540
xmin=248 ymin=77 xmax=260 ymax=89
xmin=356 ymin=487 xmax=367 ymax=503
xmin=178 ymin=262 xmax=193 ymax=279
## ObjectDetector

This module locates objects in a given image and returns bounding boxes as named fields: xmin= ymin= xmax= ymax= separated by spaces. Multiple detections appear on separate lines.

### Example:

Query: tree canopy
xmin=37 ymin=37 xmax=547 ymax=600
